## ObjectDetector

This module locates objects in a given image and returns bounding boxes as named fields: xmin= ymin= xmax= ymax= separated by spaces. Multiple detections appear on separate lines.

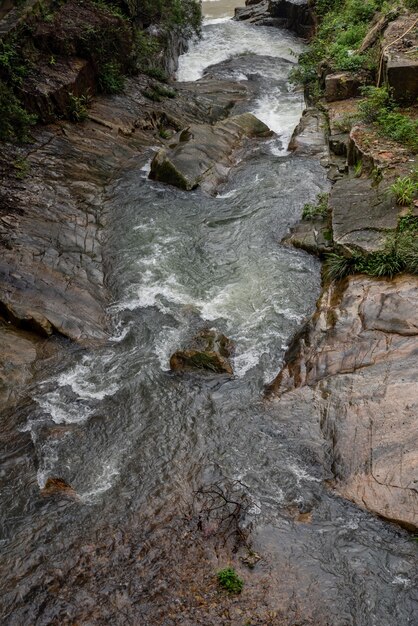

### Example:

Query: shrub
xmin=217 ymin=568 xmax=244 ymax=594
xmin=0 ymin=80 xmax=36 ymax=142
xmin=98 ymin=61 xmax=125 ymax=93
xmin=358 ymin=86 xmax=392 ymax=123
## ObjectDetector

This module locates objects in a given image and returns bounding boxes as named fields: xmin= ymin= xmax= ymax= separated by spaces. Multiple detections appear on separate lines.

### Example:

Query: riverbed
xmin=1 ymin=2 xmax=417 ymax=624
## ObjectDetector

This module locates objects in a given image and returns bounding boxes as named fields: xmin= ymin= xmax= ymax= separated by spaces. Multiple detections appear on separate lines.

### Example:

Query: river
xmin=0 ymin=2 xmax=417 ymax=624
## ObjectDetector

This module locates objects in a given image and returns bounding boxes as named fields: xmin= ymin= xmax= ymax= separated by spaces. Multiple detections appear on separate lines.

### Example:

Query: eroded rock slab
xmin=330 ymin=176 xmax=398 ymax=253
xmin=149 ymin=113 xmax=272 ymax=192
xmin=268 ymin=275 xmax=418 ymax=530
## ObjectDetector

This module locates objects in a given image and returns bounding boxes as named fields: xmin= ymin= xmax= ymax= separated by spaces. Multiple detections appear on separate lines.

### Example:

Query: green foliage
xmin=143 ymin=83 xmax=176 ymax=101
xmin=358 ymin=86 xmax=418 ymax=153
xmin=145 ymin=66 xmax=169 ymax=82
xmin=376 ymin=111 xmax=418 ymax=153
xmin=67 ymin=92 xmax=89 ymax=122
xmin=13 ymin=156 xmax=30 ymax=179
xmin=358 ymin=85 xmax=391 ymax=123
xmin=217 ymin=568 xmax=244 ymax=594
xmin=324 ymin=214 xmax=418 ymax=280
xmin=0 ymin=38 xmax=28 ymax=86
xmin=391 ymin=176 xmax=418 ymax=206
xmin=291 ymin=0 xmax=391 ymax=98
xmin=134 ymin=30 xmax=164 ymax=73
xmin=122 ymin=0 xmax=201 ymax=36
xmin=0 ymin=80 xmax=36 ymax=142
xmin=302 ymin=192 xmax=329 ymax=220
xmin=404 ymin=0 xmax=418 ymax=8
xmin=99 ymin=61 xmax=125 ymax=93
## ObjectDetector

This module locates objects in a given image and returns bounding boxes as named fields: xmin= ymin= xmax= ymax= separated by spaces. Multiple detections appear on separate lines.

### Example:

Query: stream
xmin=1 ymin=2 xmax=417 ymax=624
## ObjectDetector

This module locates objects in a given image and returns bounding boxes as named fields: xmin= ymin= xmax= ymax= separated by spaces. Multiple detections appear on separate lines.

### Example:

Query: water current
xmin=1 ymin=2 xmax=417 ymax=624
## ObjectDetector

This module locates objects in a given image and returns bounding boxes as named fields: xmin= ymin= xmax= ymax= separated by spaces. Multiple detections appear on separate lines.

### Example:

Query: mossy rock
xmin=170 ymin=329 xmax=234 ymax=374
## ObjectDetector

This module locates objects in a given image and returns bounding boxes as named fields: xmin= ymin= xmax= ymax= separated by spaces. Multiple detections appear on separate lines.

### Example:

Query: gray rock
xmin=149 ymin=113 xmax=272 ymax=192
xmin=330 ymin=177 xmax=398 ymax=253
xmin=268 ymin=275 xmax=418 ymax=530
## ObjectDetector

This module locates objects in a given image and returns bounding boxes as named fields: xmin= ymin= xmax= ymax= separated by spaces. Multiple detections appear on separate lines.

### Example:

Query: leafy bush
xmin=0 ymin=80 xmax=36 ymax=142
xmin=98 ymin=61 xmax=125 ymax=93
xmin=358 ymin=86 xmax=392 ymax=122
xmin=217 ymin=568 xmax=244 ymax=594
xmin=291 ymin=0 xmax=392 ymax=98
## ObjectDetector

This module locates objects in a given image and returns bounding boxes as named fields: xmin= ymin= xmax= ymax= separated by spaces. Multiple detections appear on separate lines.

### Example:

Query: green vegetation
xmin=359 ymin=86 xmax=418 ymax=153
xmin=324 ymin=213 xmax=418 ymax=279
xmin=67 ymin=92 xmax=90 ymax=122
xmin=98 ymin=61 xmax=125 ymax=94
xmin=217 ymin=567 xmax=244 ymax=594
xmin=391 ymin=175 xmax=418 ymax=205
xmin=143 ymin=83 xmax=176 ymax=101
xmin=13 ymin=156 xmax=30 ymax=179
xmin=302 ymin=192 xmax=329 ymax=219
xmin=0 ymin=81 xmax=36 ymax=142
xmin=290 ymin=0 xmax=389 ymax=98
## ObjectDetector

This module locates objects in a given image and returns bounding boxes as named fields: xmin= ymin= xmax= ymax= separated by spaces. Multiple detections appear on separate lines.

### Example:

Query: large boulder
xmin=149 ymin=113 xmax=272 ymax=192
xmin=268 ymin=275 xmax=418 ymax=531
xmin=170 ymin=329 xmax=234 ymax=375
xmin=235 ymin=0 xmax=315 ymax=38
xmin=382 ymin=15 xmax=418 ymax=104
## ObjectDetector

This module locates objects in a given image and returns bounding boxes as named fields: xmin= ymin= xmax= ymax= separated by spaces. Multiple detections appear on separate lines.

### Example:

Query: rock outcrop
xmin=235 ymin=0 xmax=315 ymax=38
xmin=149 ymin=112 xmax=272 ymax=192
xmin=382 ymin=14 xmax=418 ymax=104
xmin=268 ymin=275 xmax=418 ymax=530
xmin=170 ymin=329 xmax=234 ymax=374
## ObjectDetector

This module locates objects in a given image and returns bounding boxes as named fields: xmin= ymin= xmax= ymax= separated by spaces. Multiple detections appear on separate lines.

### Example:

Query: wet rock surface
xmin=268 ymin=274 xmax=418 ymax=530
xmin=235 ymin=0 xmax=315 ymax=38
xmin=149 ymin=112 xmax=272 ymax=192
xmin=288 ymin=107 xmax=329 ymax=158
xmin=170 ymin=329 xmax=234 ymax=374
xmin=0 ymin=75 xmax=250 ymax=346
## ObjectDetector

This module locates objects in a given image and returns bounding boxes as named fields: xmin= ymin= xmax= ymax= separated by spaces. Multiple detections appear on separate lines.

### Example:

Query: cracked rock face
xmin=268 ymin=275 xmax=418 ymax=530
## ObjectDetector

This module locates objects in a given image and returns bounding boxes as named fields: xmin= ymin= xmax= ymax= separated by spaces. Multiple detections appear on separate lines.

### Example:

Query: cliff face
xmin=268 ymin=275 xmax=418 ymax=530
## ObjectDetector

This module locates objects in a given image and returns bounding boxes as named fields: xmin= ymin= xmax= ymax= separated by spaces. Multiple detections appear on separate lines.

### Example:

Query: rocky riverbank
xmin=262 ymin=1 xmax=418 ymax=530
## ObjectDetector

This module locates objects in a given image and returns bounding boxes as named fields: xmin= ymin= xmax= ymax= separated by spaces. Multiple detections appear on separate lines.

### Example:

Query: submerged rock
xmin=149 ymin=113 xmax=272 ymax=192
xmin=41 ymin=477 xmax=78 ymax=500
xmin=170 ymin=329 xmax=234 ymax=375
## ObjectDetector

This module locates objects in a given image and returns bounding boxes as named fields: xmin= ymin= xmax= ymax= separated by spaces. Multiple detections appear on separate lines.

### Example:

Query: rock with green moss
xmin=170 ymin=329 xmax=234 ymax=374
xmin=149 ymin=113 xmax=272 ymax=193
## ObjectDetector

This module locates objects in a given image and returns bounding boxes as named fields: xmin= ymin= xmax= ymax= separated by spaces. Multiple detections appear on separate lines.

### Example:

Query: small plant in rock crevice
xmin=67 ymin=92 xmax=90 ymax=122
xmin=302 ymin=192 xmax=329 ymax=220
xmin=217 ymin=567 xmax=244 ymax=594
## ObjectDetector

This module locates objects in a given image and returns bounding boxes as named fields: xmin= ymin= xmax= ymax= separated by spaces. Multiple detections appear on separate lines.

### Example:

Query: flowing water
xmin=1 ymin=3 xmax=417 ymax=624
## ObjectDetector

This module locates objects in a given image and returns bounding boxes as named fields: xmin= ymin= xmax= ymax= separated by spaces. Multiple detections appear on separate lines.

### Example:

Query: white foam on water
xmin=79 ymin=461 xmax=121 ymax=502
xmin=252 ymin=86 xmax=305 ymax=153
xmin=177 ymin=20 xmax=304 ymax=82
xmin=36 ymin=391 xmax=95 ymax=425
xmin=56 ymin=360 xmax=119 ymax=401
xmin=392 ymin=576 xmax=411 ymax=588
